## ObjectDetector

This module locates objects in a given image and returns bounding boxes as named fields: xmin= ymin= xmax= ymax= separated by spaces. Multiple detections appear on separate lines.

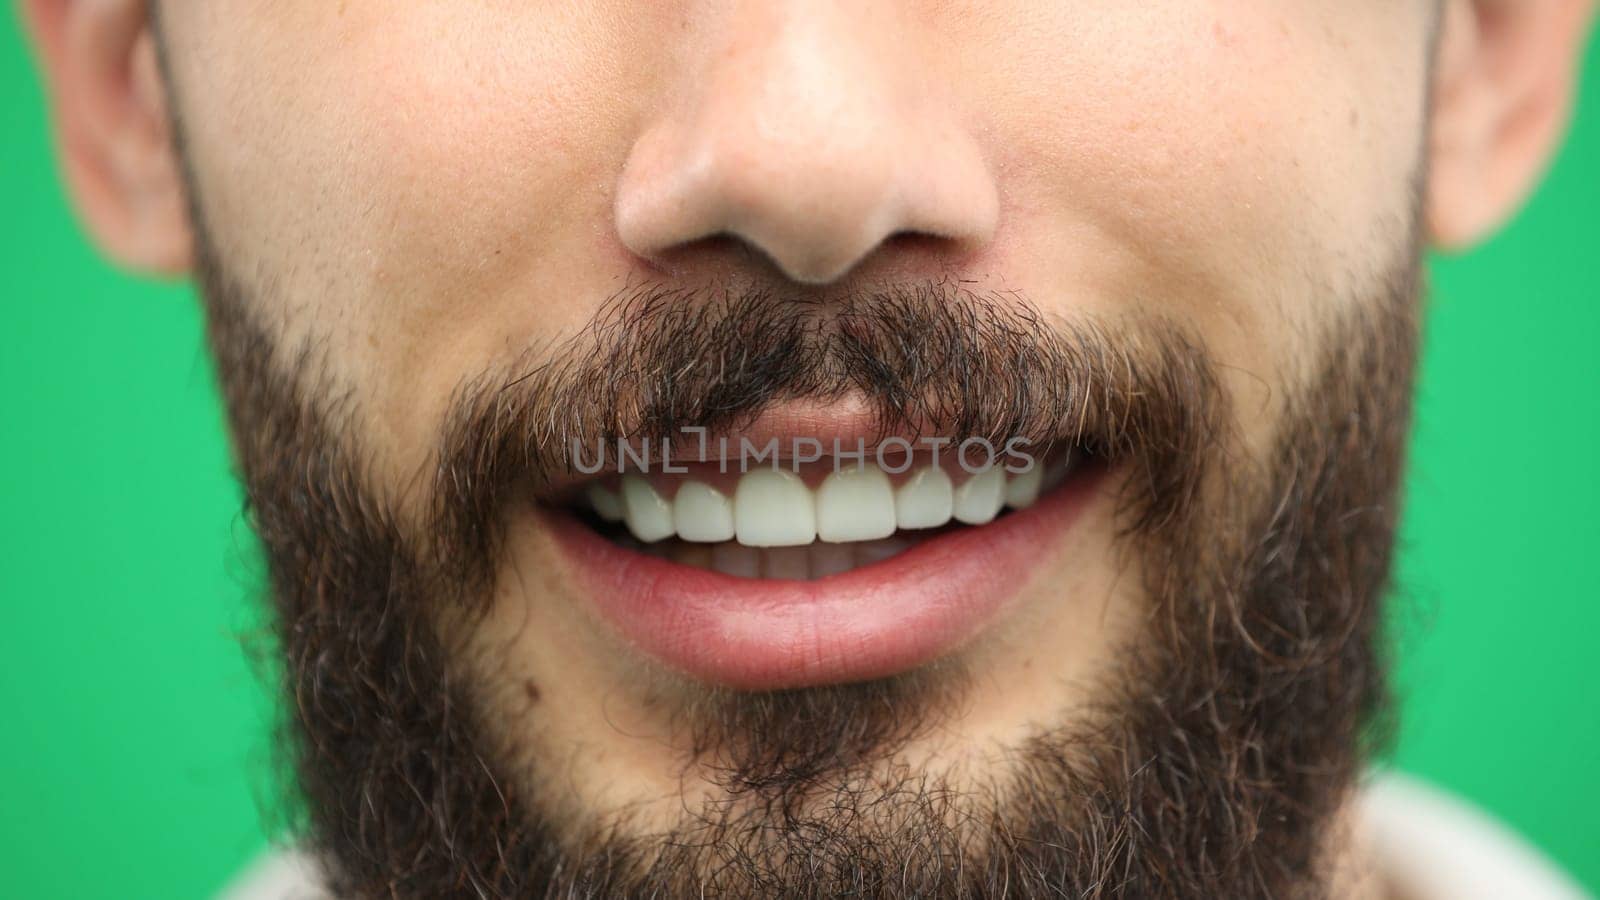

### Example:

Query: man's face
xmin=158 ymin=3 xmax=1433 ymax=896
xmin=164 ymin=1 xmax=1431 ymax=483
xmin=28 ymin=0 xmax=1591 ymax=896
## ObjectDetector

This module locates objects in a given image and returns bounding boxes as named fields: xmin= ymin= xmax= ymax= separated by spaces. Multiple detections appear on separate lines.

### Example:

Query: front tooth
xmin=673 ymin=481 xmax=735 ymax=542
xmin=587 ymin=483 xmax=626 ymax=522
xmin=952 ymin=467 xmax=1005 ymax=525
xmin=620 ymin=475 xmax=675 ymax=542
xmin=895 ymin=467 xmax=954 ymax=530
xmin=734 ymin=468 xmax=817 ymax=547
xmin=816 ymin=465 xmax=896 ymax=543
xmin=1005 ymin=465 xmax=1044 ymax=509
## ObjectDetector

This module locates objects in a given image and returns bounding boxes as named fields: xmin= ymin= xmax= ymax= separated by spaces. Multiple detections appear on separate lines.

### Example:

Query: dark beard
xmin=197 ymin=260 xmax=1419 ymax=898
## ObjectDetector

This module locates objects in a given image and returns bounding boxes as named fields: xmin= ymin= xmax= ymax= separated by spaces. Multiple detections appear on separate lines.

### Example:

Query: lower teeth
xmin=618 ymin=535 xmax=920 ymax=580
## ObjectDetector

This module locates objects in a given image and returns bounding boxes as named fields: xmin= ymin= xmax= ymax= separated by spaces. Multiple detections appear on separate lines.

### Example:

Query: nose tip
xmin=618 ymin=131 xmax=998 ymax=285
xmin=613 ymin=13 xmax=999 ymax=285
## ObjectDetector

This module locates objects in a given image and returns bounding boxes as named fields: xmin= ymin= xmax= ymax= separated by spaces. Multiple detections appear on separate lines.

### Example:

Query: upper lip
xmin=537 ymin=397 xmax=1027 ymax=501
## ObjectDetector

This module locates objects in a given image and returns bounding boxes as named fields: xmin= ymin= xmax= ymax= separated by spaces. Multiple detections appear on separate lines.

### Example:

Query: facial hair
xmin=193 ymin=221 xmax=1420 ymax=899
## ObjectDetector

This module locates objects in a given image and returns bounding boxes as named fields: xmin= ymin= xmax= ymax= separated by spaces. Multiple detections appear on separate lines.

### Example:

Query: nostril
xmin=633 ymin=231 xmax=785 ymax=280
xmin=864 ymin=229 xmax=984 ymax=276
xmin=613 ymin=72 xmax=1001 ymax=285
xmin=880 ymin=229 xmax=965 ymax=258
xmin=635 ymin=229 xmax=981 ymax=286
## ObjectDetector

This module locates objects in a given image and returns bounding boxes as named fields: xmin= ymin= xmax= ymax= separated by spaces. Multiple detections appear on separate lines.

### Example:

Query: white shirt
xmin=219 ymin=772 xmax=1593 ymax=900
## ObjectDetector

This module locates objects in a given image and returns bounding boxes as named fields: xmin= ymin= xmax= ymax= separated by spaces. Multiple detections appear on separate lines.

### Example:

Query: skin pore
xmin=21 ymin=1 xmax=1595 ymax=897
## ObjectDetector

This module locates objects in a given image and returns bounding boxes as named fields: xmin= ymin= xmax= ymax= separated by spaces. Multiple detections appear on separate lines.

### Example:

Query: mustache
xmin=192 ymin=247 xmax=1419 ymax=900
xmin=429 ymin=282 xmax=1226 ymax=585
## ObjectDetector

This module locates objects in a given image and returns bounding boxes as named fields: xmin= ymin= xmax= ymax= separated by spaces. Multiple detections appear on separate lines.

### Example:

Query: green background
xmin=2 ymin=14 xmax=1596 ymax=900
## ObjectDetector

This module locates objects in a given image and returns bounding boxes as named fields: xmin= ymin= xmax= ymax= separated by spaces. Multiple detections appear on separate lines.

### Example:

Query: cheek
xmin=173 ymin=5 xmax=668 ymax=480
xmin=1027 ymin=3 xmax=1425 ymax=267
xmin=335 ymin=22 xmax=622 ymax=394
xmin=966 ymin=1 xmax=1427 ymax=440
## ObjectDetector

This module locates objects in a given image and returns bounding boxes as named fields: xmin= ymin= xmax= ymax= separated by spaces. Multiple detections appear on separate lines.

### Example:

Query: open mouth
xmin=539 ymin=425 xmax=1107 ymax=690
xmin=563 ymin=450 xmax=1080 ymax=581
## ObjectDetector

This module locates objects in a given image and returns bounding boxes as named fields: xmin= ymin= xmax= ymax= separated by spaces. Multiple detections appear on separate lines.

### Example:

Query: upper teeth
xmin=585 ymin=459 xmax=1069 ymax=547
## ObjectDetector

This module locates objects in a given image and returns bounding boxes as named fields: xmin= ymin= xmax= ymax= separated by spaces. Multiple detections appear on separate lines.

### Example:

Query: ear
xmin=1428 ymin=0 xmax=1597 ymax=249
xmin=21 ymin=0 xmax=192 ymax=274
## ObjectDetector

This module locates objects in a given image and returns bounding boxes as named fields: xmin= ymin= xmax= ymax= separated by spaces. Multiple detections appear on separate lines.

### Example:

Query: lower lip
xmin=544 ymin=465 xmax=1106 ymax=690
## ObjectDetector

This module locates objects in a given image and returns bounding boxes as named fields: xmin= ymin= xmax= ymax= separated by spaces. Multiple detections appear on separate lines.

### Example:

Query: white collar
xmin=1360 ymin=771 xmax=1589 ymax=900
xmin=218 ymin=772 xmax=1589 ymax=899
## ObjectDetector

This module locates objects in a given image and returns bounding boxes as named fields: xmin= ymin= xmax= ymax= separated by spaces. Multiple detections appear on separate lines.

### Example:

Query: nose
xmin=614 ymin=3 xmax=999 ymax=285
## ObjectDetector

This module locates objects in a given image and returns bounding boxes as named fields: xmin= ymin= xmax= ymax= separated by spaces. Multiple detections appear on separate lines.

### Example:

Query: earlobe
xmin=22 ymin=0 xmax=193 ymax=275
xmin=1426 ymin=0 xmax=1596 ymax=250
